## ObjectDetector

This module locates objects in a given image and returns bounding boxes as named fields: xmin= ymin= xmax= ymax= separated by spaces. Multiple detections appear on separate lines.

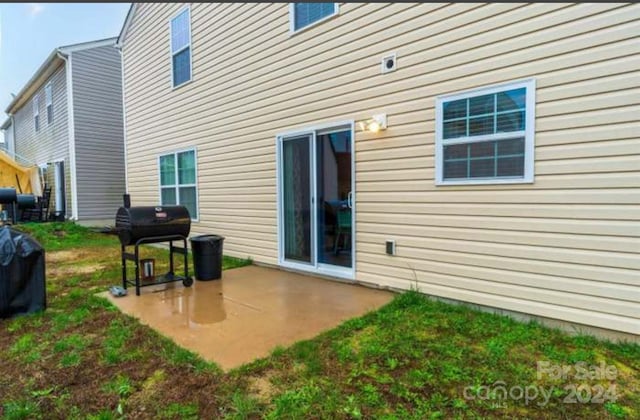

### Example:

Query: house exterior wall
xmin=13 ymin=63 xmax=71 ymax=214
xmin=121 ymin=3 xmax=640 ymax=335
xmin=2 ymin=122 xmax=14 ymax=157
xmin=71 ymin=45 xmax=126 ymax=220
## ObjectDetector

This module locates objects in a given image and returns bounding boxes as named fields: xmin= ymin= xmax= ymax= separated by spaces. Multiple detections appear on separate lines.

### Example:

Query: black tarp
xmin=0 ymin=226 xmax=46 ymax=318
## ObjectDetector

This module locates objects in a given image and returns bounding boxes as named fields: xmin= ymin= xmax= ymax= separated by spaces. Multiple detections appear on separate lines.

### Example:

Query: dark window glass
xmin=443 ymin=99 xmax=466 ymax=120
xmin=470 ymin=158 xmax=495 ymax=178
xmin=294 ymin=3 xmax=335 ymax=31
xmin=443 ymin=120 xmax=466 ymax=139
xmin=440 ymin=85 xmax=529 ymax=181
xmin=161 ymin=188 xmax=176 ymax=205
xmin=497 ymin=156 xmax=525 ymax=177
xmin=497 ymin=111 xmax=525 ymax=132
xmin=443 ymin=138 xmax=526 ymax=180
xmin=497 ymin=88 xmax=526 ymax=112
xmin=179 ymin=186 xmax=197 ymax=219
xmin=469 ymin=115 xmax=494 ymax=136
xmin=443 ymin=160 xmax=467 ymax=179
xmin=469 ymin=94 xmax=494 ymax=116
xmin=173 ymin=48 xmax=191 ymax=87
xmin=444 ymin=144 xmax=467 ymax=160
xmin=497 ymin=138 xmax=525 ymax=155
xmin=470 ymin=141 xmax=494 ymax=158
xmin=171 ymin=10 xmax=190 ymax=52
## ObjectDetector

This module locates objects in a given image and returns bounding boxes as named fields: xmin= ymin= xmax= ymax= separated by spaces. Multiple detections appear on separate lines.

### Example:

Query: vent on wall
xmin=381 ymin=53 xmax=397 ymax=73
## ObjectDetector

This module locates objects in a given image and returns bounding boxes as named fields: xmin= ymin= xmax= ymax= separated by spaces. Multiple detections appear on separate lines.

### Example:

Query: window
xmin=33 ymin=94 xmax=40 ymax=132
xmin=170 ymin=7 xmax=191 ymax=88
xmin=159 ymin=149 xmax=198 ymax=219
xmin=45 ymin=83 xmax=53 ymax=124
xmin=290 ymin=3 xmax=338 ymax=33
xmin=435 ymin=79 xmax=535 ymax=185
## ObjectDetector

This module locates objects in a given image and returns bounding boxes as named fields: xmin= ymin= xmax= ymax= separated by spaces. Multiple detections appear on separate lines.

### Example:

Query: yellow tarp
xmin=0 ymin=150 xmax=42 ymax=196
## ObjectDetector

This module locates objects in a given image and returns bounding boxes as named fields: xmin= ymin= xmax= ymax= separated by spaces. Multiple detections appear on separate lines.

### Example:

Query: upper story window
xmin=435 ymin=79 xmax=536 ymax=185
xmin=45 ymin=83 xmax=53 ymax=124
xmin=159 ymin=149 xmax=198 ymax=220
xmin=290 ymin=3 xmax=338 ymax=33
xmin=170 ymin=7 xmax=192 ymax=88
xmin=33 ymin=94 xmax=40 ymax=132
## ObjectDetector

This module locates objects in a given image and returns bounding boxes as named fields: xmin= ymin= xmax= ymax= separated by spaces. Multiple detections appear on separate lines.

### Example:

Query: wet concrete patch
xmin=101 ymin=265 xmax=394 ymax=370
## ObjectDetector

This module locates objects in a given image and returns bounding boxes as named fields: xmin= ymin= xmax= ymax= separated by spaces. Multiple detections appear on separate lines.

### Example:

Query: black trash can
xmin=190 ymin=235 xmax=224 ymax=281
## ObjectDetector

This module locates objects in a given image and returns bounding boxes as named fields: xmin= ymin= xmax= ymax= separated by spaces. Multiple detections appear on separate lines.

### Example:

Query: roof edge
xmin=58 ymin=37 xmax=117 ymax=54
xmin=116 ymin=4 xmax=137 ymax=49
xmin=4 ymin=49 xmax=62 ymax=114
xmin=4 ymin=37 xmax=118 ymax=114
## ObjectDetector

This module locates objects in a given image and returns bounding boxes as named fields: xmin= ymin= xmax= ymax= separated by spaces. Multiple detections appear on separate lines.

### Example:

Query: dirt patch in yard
xmin=47 ymin=250 xmax=78 ymax=264
xmin=248 ymin=370 xmax=278 ymax=402
xmin=48 ymin=248 xmax=121 ymax=264
xmin=49 ymin=263 xmax=105 ymax=278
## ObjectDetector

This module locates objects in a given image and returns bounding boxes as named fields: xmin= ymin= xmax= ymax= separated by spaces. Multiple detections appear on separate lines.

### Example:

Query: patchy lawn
xmin=1 ymin=222 xmax=638 ymax=419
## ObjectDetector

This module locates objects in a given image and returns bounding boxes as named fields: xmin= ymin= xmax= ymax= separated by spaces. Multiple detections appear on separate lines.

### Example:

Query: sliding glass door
xmin=282 ymin=135 xmax=313 ymax=264
xmin=278 ymin=124 xmax=354 ymax=278
xmin=316 ymin=129 xmax=352 ymax=269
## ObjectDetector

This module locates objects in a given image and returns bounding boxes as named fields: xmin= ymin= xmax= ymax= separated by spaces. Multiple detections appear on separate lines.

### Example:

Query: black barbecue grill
xmin=116 ymin=206 xmax=191 ymax=246
xmin=117 ymin=196 xmax=193 ymax=295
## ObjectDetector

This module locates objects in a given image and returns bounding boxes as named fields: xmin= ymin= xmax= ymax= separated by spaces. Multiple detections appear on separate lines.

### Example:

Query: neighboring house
xmin=3 ymin=37 xmax=125 ymax=223
xmin=117 ymin=4 xmax=640 ymax=339
xmin=0 ymin=118 xmax=13 ymax=156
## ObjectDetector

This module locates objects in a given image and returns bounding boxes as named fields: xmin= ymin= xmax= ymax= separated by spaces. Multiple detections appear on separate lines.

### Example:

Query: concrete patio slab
xmin=101 ymin=265 xmax=394 ymax=370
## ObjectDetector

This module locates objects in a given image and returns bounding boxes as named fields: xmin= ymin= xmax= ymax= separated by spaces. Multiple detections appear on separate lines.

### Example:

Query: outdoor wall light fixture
xmin=359 ymin=114 xmax=387 ymax=133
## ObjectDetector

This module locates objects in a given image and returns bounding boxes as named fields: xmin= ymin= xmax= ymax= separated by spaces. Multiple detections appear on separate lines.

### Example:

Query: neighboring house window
xmin=435 ymin=79 xmax=536 ymax=185
xmin=33 ymin=94 xmax=40 ymax=132
xmin=159 ymin=149 xmax=198 ymax=219
xmin=170 ymin=7 xmax=191 ymax=88
xmin=290 ymin=3 xmax=338 ymax=32
xmin=45 ymin=83 xmax=53 ymax=124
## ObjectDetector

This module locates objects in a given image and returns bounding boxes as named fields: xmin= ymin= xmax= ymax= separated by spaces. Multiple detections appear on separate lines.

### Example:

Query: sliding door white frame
xmin=276 ymin=120 xmax=355 ymax=280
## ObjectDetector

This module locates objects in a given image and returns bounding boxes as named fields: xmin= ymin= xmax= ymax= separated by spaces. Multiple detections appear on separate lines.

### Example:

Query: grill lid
xmin=115 ymin=205 xmax=191 ymax=245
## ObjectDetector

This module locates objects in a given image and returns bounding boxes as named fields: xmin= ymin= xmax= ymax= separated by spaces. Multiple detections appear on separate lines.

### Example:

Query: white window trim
xmin=289 ymin=3 xmax=339 ymax=35
xmin=45 ymin=83 xmax=52 ymax=106
xmin=32 ymin=94 xmax=40 ymax=132
xmin=435 ymin=78 xmax=536 ymax=186
xmin=169 ymin=6 xmax=193 ymax=89
xmin=275 ymin=119 xmax=356 ymax=281
xmin=157 ymin=147 xmax=199 ymax=222
xmin=45 ymin=82 xmax=53 ymax=124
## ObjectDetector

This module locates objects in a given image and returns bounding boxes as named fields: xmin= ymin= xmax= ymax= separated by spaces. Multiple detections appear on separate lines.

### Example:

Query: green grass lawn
xmin=0 ymin=222 xmax=638 ymax=419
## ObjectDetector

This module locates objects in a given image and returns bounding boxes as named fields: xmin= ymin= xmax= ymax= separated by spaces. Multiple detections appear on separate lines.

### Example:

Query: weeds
xmin=2 ymin=400 xmax=41 ymax=420
xmin=0 ymin=223 xmax=638 ymax=419
xmin=226 ymin=391 xmax=262 ymax=420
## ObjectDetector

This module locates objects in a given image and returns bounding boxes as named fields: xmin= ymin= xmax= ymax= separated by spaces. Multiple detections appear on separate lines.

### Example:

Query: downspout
xmin=57 ymin=51 xmax=79 ymax=221
xmin=115 ymin=45 xmax=129 ymax=195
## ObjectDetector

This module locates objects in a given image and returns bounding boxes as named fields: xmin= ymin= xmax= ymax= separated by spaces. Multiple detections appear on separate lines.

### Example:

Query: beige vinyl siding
xmin=13 ymin=64 xmax=71 ymax=213
xmin=122 ymin=3 xmax=640 ymax=335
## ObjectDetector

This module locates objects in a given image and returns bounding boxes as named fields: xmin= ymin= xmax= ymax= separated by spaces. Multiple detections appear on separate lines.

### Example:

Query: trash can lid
xmin=191 ymin=234 xmax=225 ymax=242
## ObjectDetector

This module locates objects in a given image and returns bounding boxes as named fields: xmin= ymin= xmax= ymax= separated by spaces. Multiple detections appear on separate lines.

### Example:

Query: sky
xmin=0 ymin=2 xmax=130 ymax=138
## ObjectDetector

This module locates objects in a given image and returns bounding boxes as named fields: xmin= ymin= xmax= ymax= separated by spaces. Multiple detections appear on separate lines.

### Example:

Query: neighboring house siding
xmin=13 ymin=63 xmax=71 ymax=213
xmin=3 ymin=124 xmax=14 ymax=157
xmin=72 ymin=45 xmax=126 ymax=220
xmin=122 ymin=3 xmax=640 ymax=335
